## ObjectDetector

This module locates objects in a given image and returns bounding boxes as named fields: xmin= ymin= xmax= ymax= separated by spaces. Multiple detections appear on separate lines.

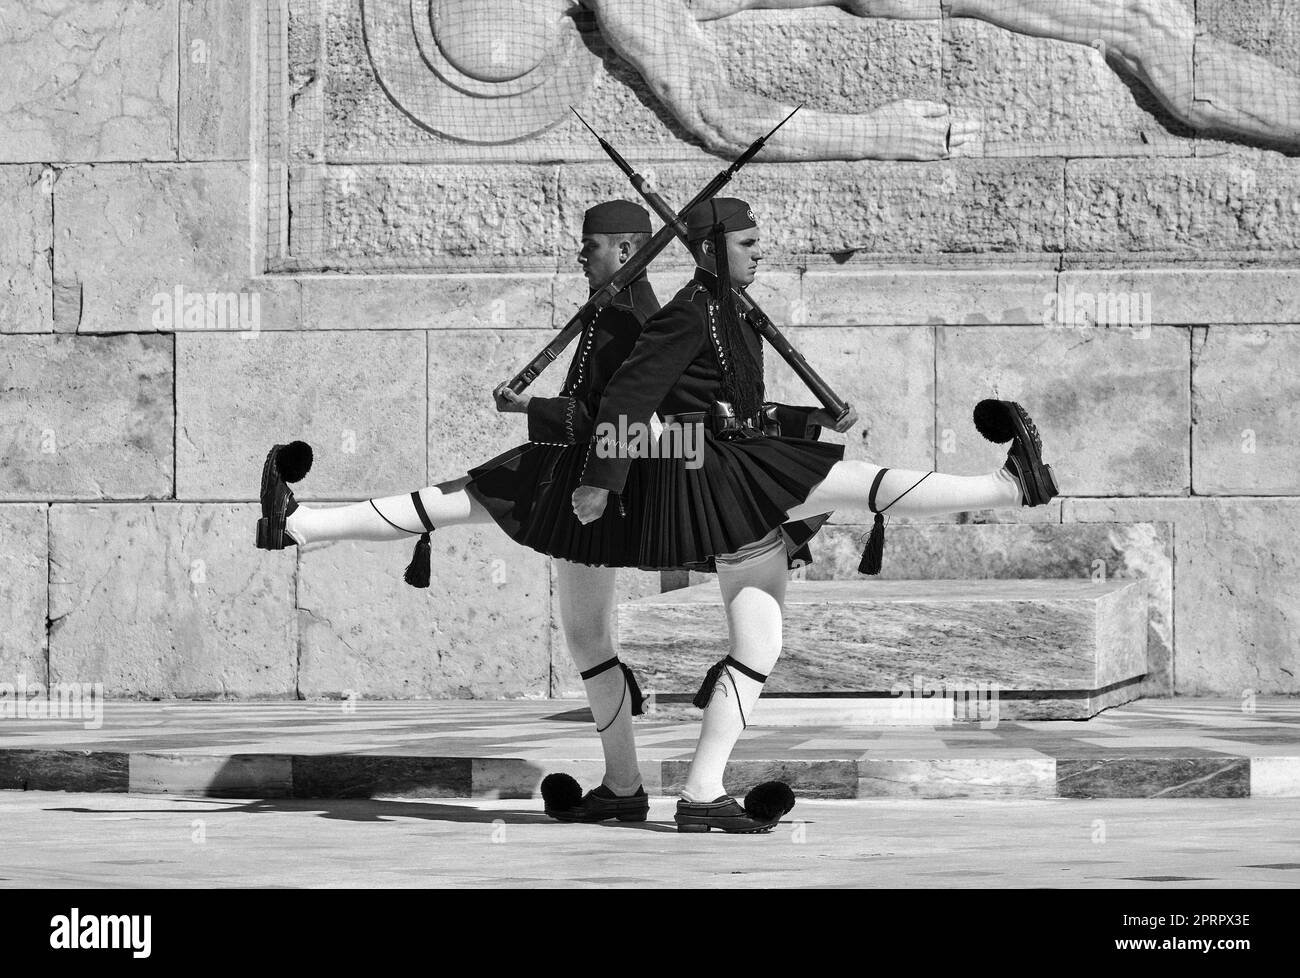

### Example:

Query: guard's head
xmin=685 ymin=197 xmax=762 ymax=290
xmin=579 ymin=200 xmax=652 ymax=290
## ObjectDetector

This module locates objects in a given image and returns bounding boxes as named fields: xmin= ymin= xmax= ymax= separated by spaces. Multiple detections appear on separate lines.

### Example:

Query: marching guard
xmin=256 ymin=200 xmax=665 ymax=821
xmin=564 ymin=197 xmax=1058 ymax=832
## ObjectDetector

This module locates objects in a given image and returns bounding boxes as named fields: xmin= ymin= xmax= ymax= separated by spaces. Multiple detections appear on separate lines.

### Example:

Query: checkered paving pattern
xmin=1 ymin=698 xmax=1297 ymax=798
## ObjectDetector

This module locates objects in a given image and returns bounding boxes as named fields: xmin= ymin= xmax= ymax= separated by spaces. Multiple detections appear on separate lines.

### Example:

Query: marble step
xmin=2 ymin=699 xmax=1294 ymax=800
xmin=643 ymin=695 xmax=960 ymax=727
xmin=616 ymin=579 xmax=1149 ymax=720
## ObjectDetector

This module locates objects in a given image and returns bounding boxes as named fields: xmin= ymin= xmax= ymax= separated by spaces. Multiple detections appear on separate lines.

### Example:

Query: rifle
xmin=571 ymin=108 xmax=853 ymax=426
xmin=501 ymin=107 xmax=801 ymax=395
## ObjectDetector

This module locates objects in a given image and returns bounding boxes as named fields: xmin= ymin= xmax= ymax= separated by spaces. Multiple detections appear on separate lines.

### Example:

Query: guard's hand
xmin=494 ymin=382 xmax=530 ymax=414
xmin=809 ymin=403 xmax=858 ymax=433
xmin=572 ymin=485 xmax=610 ymax=525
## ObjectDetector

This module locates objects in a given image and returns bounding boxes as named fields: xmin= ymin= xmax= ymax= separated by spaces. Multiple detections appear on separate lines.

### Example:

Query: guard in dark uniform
xmin=568 ymin=197 xmax=1059 ymax=833
xmin=574 ymin=198 xmax=845 ymax=570
xmin=467 ymin=200 xmax=660 ymax=568
xmin=255 ymin=201 xmax=666 ymax=824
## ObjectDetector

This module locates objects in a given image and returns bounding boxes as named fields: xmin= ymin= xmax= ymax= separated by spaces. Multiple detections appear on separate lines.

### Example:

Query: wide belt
xmin=660 ymin=411 xmax=710 ymax=426
xmin=661 ymin=402 xmax=769 ymax=439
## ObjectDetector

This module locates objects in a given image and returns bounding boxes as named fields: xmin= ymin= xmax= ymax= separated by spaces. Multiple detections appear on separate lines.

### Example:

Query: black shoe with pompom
xmin=541 ymin=772 xmax=649 ymax=823
xmin=255 ymin=441 xmax=313 ymax=550
xmin=973 ymin=399 xmax=1058 ymax=507
xmin=674 ymin=780 xmax=796 ymax=834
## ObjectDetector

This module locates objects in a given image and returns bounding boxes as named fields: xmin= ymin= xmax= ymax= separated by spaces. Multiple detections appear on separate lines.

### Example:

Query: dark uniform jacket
xmin=525 ymin=276 xmax=660 ymax=446
xmin=581 ymin=269 xmax=761 ymax=492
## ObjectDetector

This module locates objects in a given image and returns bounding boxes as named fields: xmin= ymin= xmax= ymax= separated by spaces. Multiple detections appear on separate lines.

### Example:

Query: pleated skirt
xmin=637 ymin=431 xmax=842 ymax=571
xmin=465 ymin=431 xmax=842 ymax=571
xmin=465 ymin=442 xmax=648 ymax=567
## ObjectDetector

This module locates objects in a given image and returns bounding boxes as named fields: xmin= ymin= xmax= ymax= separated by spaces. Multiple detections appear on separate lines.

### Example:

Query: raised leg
xmin=783 ymin=459 xmax=1023 ymax=524
xmin=285 ymin=475 xmax=492 ymax=545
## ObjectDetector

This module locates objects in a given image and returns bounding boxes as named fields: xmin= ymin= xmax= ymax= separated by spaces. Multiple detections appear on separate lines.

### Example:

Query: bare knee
xmin=740 ymin=635 xmax=783 ymax=666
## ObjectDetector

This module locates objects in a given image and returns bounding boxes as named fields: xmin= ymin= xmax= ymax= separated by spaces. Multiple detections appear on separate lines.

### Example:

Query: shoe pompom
xmin=743 ymin=781 xmax=795 ymax=821
xmin=277 ymin=441 xmax=314 ymax=483
xmin=540 ymin=772 xmax=582 ymax=811
xmin=973 ymin=399 xmax=1015 ymax=444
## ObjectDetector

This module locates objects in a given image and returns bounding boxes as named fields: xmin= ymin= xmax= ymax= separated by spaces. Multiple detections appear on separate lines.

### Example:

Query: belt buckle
xmin=709 ymin=400 xmax=743 ymax=440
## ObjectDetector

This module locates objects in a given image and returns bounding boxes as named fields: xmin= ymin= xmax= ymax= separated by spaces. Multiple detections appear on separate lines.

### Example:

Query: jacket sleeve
xmin=526 ymin=396 xmax=583 ymax=445
xmin=526 ymin=396 xmax=598 ymax=445
xmin=580 ymin=298 xmax=705 ymax=492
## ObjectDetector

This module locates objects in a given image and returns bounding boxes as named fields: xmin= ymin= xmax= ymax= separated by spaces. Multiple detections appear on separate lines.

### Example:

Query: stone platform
xmin=617 ymin=579 xmax=1149 ymax=720
xmin=1 ymin=698 xmax=1297 ymax=801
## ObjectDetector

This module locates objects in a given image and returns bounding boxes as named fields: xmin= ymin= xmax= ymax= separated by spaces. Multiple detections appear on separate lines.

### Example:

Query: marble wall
xmin=0 ymin=0 xmax=1297 ymax=699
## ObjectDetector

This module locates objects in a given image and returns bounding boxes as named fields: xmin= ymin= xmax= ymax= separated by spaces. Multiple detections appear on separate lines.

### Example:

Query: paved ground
xmin=2 ymin=792 xmax=1298 ymax=888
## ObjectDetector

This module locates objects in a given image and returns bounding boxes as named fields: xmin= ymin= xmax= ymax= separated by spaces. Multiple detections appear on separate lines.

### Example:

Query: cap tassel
xmin=692 ymin=659 xmax=728 ymax=709
xmin=404 ymin=532 xmax=432 ymax=588
xmin=621 ymin=663 xmax=646 ymax=717
xmin=858 ymin=514 xmax=885 ymax=576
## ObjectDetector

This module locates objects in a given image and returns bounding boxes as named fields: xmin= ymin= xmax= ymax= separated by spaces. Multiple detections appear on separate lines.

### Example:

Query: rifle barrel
xmin=504 ymin=117 xmax=779 ymax=394
xmin=577 ymin=112 xmax=850 ymax=422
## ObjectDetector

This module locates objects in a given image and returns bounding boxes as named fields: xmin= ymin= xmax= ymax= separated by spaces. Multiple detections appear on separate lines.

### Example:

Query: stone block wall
xmin=1 ymin=0 xmax=1298 ymax=699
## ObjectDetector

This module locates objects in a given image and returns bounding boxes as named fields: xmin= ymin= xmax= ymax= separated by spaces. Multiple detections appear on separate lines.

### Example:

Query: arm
xmin=948 ymin=0 xmax=1299 ymax=149
xmin=686 ymin=0 xmax=939 ymax=21
xmin=584 ymin=0 xmax=965 ymax=161
xmin=579 ymin=298 xmax=706 ymax=493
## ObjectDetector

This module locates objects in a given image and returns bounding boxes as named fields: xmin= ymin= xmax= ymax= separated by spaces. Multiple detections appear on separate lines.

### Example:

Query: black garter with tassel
xmin=857 ymin=469 xmax=932 ymax=576
xmin=858 ymin=469 xmax=889 ymax=575
xmin=621 ymin=662 xmax=646 ymax=717
xmin=858 ymin=511 xmax=886 ymax=575
xmin=580 ymin=657 xmax=646 ymax=718
xmin=404 ymin=490 xmax=436 ymax=588
xmin=692 ymin=656 xmax=769 ymax=711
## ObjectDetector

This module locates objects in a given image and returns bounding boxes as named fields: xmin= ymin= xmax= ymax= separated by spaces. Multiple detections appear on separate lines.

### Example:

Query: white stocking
xmin=285 ymin=476 xmax=491 ymax=545
xmin=557 ymin=560 xmax=642 ymax=795
xmin=681 ymin=532 xmax=788 ymax=803
xmin=783 ymin=460 xmax=1021 ymax=524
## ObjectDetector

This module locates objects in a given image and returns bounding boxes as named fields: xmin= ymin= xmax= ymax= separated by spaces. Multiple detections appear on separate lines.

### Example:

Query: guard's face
xmin=724 ymin=227 xmax=762 ymax=288
xmin=578 ymin=233 xmax=627 ymax=290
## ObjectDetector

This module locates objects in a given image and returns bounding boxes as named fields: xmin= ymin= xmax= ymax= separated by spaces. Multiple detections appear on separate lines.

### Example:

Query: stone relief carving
xmin=362 ymin=0 xmax=1300 ymax=159
xmin=361 ymin=0 xmax=602 ymax=142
